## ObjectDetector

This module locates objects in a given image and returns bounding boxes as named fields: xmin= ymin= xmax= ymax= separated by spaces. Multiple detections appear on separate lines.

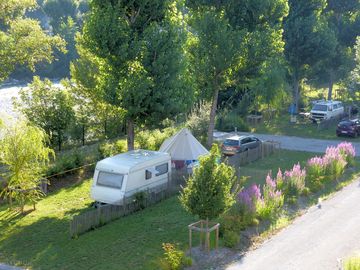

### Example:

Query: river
xmin=0 ymin=81 xmax=62 ymax=125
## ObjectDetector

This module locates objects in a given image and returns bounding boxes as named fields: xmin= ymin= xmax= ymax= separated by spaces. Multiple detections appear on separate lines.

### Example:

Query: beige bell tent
xmin=159 ymin=128 xmax=209 ymax=161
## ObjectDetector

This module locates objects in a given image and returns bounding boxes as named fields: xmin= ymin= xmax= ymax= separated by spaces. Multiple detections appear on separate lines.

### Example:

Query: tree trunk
xmin=293 ymin=73 xmax=299 ymax=114
xmin=207 ymin=88 xmax=219 ymax=148
xmin=82 ymin=125 xmax=85 ymax=146
xmin=127 ymin=118 xmax=135 ymax=151
xmin=58 ymin=132 xmax=62 ymax=151
xmin=327 ymin=70 xmax=334 ymax=100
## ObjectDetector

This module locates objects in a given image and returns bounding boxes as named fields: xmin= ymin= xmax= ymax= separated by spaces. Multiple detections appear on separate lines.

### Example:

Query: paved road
xmin=215 ymin=131 xmax=360 ymax=157
xmin=225 ymin=179 xmax=360 ymax=270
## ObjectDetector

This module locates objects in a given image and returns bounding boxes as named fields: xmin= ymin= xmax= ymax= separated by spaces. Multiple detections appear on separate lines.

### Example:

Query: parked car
xmin=221 ymin=135 xmax=261 ymax=156
xmin=336 ymin=119 xmax=360 ymax=137
xmin=310 ymin=100 xmax=344 ymax=122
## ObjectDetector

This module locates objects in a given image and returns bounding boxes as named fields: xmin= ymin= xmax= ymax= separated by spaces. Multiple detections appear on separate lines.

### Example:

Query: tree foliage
xmin=0 ymin=121 xmax=54 ymax=212
xmin=186 ymin=0 xmax=288 ymax=147
xmin=0 ymin=0 xmax=66 ymax=82
xmin=14 ymin=77 xmax=75 ymax=151
xmin=284 ymin=0 xmax=337 ymax=110
xmin=180 ymin=144 xmax=236 ymax=220
xmin=75 ymin=0 xmax=193 ymax=150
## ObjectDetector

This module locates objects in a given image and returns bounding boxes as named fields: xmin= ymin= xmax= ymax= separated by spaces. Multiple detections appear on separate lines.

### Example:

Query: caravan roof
xmin=95 ymin=149 xmax=170 ymax=174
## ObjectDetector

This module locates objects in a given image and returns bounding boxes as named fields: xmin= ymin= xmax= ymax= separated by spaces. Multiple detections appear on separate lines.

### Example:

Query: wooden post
xmin=206 ymin=231 xmax=210 ymax=253
xmin=216 ymin=225 xmax=219 ymax=249
xmin=189 ymin=226 xmax=192 ymax=255
xmin=200 ymin=220 xmax=203 ymax=247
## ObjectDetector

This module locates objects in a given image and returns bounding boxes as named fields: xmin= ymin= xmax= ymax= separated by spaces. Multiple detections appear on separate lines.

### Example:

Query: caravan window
xmin=145 ymin=170 xmax=152 ymax=180
xmin=97 ymin=172 xmax=124 ymax=189
xmin=155 ymin=163 xmax=168 ymax=176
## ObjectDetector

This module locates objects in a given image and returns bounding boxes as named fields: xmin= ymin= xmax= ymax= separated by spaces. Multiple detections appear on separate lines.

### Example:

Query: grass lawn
xmin=240 ymin=149 xmax=317 ymax=187
xmin=250 ymin=114 xmax=360 ymax=141
xmin=0 ymin=181 xmax=194 ymax=270
xmin=0 ymin=149 xmax=358 ymax=270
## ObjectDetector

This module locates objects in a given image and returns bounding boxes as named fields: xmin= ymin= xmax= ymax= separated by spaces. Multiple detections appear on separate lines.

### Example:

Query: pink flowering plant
xmin=337 ymin=142 xmax=356 ymax=166
xmin=306 ymin=156 xmax=327 ymax=191
xmin=237 ymin=184 xmax=261 ymax=216
xmin=257 ymin=174 xmax=284 ymax=220
xmin=283 ymin=163 xmax=306 ymax=197
xmin=324 ymin=146 xmax=347 ymax=180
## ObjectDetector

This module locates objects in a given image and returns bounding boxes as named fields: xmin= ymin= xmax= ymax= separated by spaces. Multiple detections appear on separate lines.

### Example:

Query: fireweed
xmin=237 ymin=184 xmax=261 ymax=215
xmin=257 ymin=174 xmax=284 ymax=220
xmin=337 ymin=141 xmax=356 ymax=165
xmin=324 ymin=146 xmax=347 ymax=179
xmin=283 ymin=163 xmax=306 ymax=197
xmin=306 ymin=156 xmax=327 ymax=191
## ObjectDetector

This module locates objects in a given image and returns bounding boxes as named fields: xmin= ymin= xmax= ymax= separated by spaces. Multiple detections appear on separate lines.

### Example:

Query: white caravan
xmin=91 ymin=149 xmax=171 ymax=205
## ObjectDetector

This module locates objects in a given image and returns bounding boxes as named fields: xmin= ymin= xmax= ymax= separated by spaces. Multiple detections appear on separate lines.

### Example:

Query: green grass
xmin=0 ymin=181 xmax=194 ymax=270
xmin=240 ymin=149 xmax=316 ymax=187
xmin=0 ymin=149 xmax=358 ymax=270
xmin=250 ymin=114 xmax=360 ymax=141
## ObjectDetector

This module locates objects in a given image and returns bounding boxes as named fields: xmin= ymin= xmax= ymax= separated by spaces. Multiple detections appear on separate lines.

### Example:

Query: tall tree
xmin=310 ymin=0 xmax=360 ymax=100
xmin=186 ymin=0 xmax=288 ymax=146
xmin=0 ymin=0 xmax=65 ymax=82
xmin=284 ymin=0 xmax=334 ymax=111
xmin=75 ymin=0 xmax=193 ymax=150
xmin=187 ymin=8 xmax=240 ymax=147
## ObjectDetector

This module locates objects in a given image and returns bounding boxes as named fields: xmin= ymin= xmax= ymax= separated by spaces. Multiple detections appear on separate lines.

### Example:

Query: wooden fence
xmin=226 ymin=141 xmax=280 ymax=168
xmin=69 ymin=178 xmax=183 ymax=238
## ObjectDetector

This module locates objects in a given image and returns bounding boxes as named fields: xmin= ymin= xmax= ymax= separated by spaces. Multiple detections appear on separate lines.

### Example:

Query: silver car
xmin=221 ymin=135 xmax=261 ymax=156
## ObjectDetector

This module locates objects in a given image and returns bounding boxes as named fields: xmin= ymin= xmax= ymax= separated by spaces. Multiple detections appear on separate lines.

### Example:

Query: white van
xmin=91 ymin=150 xmax=171 ymax=205
xmin=310 ymin=100 xmax=344 ymax=121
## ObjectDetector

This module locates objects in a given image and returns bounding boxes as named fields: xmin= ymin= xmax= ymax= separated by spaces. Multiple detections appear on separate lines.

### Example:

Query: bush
xmin=337 ymin=141 xmax=356 ymax=166
xmin=98 ymin=139 xmax=127 ymax=158
xmin=47 ymin=151 xmax=84 ymax=176
xmin=223 ymin=230 xmax=240 ymax=248
xmin=136 ymin=128 xmax=178 ymax=151
xmin=218 ymin=213 xmax=246 ymax=236
xmin=186 ymin=101 xmax=211 ymax=145
xmin=158 ymin=243 xmax=191 ymax=270
xmin=216 ymin=110 xmax=250 ymax=132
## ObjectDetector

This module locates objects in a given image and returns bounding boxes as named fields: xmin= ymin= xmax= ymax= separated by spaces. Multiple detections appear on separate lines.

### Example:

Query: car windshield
xmin=312 ymin=104 xmax=328 ymax=111
xmin=224 ymin=139 xmax=238 ymax=146
xmin=339 ymin=121 xmax=352 ymax=127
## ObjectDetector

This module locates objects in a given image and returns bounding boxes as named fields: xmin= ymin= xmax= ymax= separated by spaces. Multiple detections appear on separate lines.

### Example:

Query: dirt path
xmin=223 ymin=179 xmax=360 ymax=270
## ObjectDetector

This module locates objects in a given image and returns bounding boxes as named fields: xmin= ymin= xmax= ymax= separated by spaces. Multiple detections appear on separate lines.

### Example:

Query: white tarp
xmin=159 ymin=128 xmax=209 ymax=160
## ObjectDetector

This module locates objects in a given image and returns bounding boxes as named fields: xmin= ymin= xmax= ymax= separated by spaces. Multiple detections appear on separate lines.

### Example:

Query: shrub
xmin=257 ymin=174 xmax=284 ymax=220
xmin=218 ymin=213 xmax=246 ymax=236
xmin=186 ymin=101 xmax=211 ymax=145
xmin=159 ymin=243 xmax=189 ymax=270
xmin=215 ymin=110 xmax=250 ymax=132
xmin=223 ymin=230 xmax=240 ymax=248
xmin=47 ymin=151 xmax=84 ymax=176
xmin=283 ymin=163 xmax=306 ymax=197
xmin=98 ymin=139 xmax=128 ymax=158
xmin=135 ymin=128 xmax=177 ymax=151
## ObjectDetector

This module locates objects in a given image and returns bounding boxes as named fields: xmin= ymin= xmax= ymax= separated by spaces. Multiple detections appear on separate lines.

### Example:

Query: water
xmin=0 ymin=81 xmax=62 ymax=125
